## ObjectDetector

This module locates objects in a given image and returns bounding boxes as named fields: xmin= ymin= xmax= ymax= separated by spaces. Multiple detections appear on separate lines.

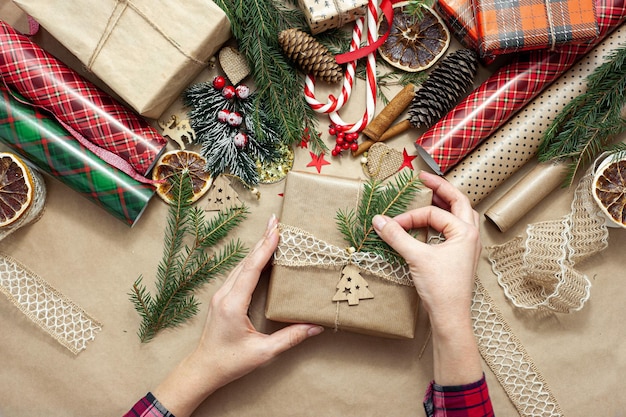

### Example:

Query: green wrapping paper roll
xmin=0 ymin=87 xmax=154 ymax=226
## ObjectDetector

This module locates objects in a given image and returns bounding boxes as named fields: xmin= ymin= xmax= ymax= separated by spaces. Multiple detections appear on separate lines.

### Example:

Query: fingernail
xmin=308 ymin=325 xmax=324 ymax=337
xmin=266 ymin=213 xmax=277 ymax=232
xmin=372 ymin=215 xmax=388 ymax=232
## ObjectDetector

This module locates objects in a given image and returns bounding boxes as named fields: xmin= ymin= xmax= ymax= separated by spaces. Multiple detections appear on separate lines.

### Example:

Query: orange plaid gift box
xmin=435 ymin=0 xmax=497 ymax=64
xmin=475 ymin=0 xmax=599 ymax=56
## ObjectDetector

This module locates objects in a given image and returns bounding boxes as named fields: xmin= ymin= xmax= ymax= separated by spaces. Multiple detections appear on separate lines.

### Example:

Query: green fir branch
xmin=129 ymin=175 xmax=249 ymax=343
xmin=538 ymin=45 xmax=626 ymax=186
xmin=336 ymin=170 xmax=422 ymax=265
xmin=213 ymin=0 xmax=326 ymax=152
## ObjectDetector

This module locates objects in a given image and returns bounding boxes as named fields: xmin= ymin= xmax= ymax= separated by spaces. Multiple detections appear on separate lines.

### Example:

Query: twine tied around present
xmin=88 ymin=0 xmax=205 ymax=71
xmin=274 ymin=223 xmax=413 ymax=287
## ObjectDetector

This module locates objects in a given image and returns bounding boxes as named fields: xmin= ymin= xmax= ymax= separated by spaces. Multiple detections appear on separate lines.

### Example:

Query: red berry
xmin=335 ymin=137 xmax=345 ymax=146
xmin=331 ymin=149 xmax=340 ymax=157
xmin=335 ymin=125 xmax=344 ymax=132
xmin=341 ymin=142 xmax=350 ymax=150
xmin=212 ymin=76 xmax=226 ymax=90
xmin=347 ymin=132 xmax=358 ymax=142
xmin=222 ymin=85 xmax=236 ymax=99
xmin=350 ymin=142 xmax=359 ymax=151
xmin=328 ymin=127 xmax=336 ymax=136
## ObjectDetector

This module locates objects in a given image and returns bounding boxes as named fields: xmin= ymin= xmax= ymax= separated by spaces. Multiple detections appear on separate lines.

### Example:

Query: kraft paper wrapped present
xmin=13 ymin=0 xmax=231 ymax=119
xmin=266 ymin=171 xmax=433 ymax=339
xmin=474 ymin=0 xmax=599 ymax=56
xmin=298 ymin=0 xmax=368 ymax=34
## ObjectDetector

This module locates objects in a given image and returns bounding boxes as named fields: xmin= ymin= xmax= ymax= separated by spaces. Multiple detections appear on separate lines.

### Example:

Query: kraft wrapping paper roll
xmin=0 ymin=86 xmax=154 ymax=226
xmin=445 ymin=23 xmax=626 ymax=208
xmin=484 ymin=162 xmax=569 ymax=232
xmin=415 ymin=0 xmax=625 ymax=175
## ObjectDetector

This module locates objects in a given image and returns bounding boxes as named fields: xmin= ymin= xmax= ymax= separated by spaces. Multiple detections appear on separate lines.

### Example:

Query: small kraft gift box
xmin=298 ymin=0 xmax=369 ymax=34
xmin=474 ymin=0 xmax=599 ymax=56
xmin=266 ymin=171 xmax=433 ymax=339
xmin=13 ymin=0 xmax=231 ymax=119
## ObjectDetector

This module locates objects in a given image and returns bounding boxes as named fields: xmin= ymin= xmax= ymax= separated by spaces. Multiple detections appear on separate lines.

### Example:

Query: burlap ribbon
xmin=487 ymin=169 xmax=609 ymax=312
xmin=274 ymin=223 xmax=413 ymax=287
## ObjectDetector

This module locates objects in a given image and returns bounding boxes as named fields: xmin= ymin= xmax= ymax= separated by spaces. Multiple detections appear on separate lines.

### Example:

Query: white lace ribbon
xmin=273 ymin=224 xmax=413 ymax=286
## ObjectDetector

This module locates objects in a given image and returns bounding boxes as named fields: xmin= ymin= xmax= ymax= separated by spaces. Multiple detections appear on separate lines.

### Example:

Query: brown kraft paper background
xmin=0 ymin=3 xmax=624 ymax=416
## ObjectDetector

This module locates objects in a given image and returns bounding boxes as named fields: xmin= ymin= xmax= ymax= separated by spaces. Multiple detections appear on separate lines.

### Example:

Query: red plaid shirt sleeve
xmin=423 ymin=374 xmax=494 ymax=417
xmin=124 ymin=392 xmax=175 ymax=417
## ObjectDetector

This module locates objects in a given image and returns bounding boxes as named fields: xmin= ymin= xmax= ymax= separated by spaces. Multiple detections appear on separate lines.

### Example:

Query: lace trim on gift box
xmin=487 ymin=170 xmax=608 ymax=312
xmin=0 ymin=254 xmax=102 ymax=354
xmin=274 ymin=223 xmax=413 ymax=286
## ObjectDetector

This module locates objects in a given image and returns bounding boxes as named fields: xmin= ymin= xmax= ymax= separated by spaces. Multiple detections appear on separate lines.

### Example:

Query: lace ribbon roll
xmin=487 ymin=169 xmax=609 ymax=313
xmin=0 ymin=86 xmax=154 ymax=226
xmin=414 ymin=0 xmax=626 ymax=175
xmin=0 ymin=253 xmax=102 ymax=354
xmin=445 ymin=22 xmax=626 ymax=208
xmin=0 ymin=20 xmax=166 ymax=180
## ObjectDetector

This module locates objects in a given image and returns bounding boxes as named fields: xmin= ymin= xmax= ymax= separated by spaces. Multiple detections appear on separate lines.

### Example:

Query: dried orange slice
xmin=0 ymin=152 xmax=34 ymax=227
xmin=592 ymin=153 xmax=626 ymax=227
xmin=152 ymin=150 xmax=213 ymax=203
xmin=378 ymin=3 xmax=450 ymax=72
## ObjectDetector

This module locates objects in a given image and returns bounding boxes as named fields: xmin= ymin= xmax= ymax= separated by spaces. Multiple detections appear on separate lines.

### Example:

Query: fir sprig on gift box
xmin=129 ymin=174 xmax=249 ymax=342
xmin=538 ymin=46 xmax=626 ymax=186
xmin=183 ymin=80 xmax=281 ymax=186
xmin=336 ymin=170 xmax=422 ymax=266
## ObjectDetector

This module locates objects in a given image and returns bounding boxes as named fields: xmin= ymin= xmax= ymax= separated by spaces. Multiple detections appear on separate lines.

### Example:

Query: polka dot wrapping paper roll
xmin=444 ymin=21 xmax=626 ymax=214
xmin=414 ymin=0 xmax=626 ymax=176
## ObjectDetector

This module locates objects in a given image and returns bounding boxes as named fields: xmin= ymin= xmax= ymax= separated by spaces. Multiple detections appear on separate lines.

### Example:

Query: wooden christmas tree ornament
xmin=332 ymin=264 xmax=374 ymax=305
xmin=205 ymin=175 xmax=242 ymax=211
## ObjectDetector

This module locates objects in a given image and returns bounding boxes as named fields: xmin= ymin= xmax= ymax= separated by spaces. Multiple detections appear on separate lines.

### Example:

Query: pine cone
xmin=278 ymin=28 xmax=342 ymax=84
xmin=408 ymin=49 xmax=479 ymax=129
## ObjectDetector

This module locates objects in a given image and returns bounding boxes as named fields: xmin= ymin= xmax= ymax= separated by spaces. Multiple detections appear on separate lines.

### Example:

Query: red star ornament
xmin=306 ymin=151 xmax=331 ymax=173
xmin=399 ymin=148 xmax=417 ymax=171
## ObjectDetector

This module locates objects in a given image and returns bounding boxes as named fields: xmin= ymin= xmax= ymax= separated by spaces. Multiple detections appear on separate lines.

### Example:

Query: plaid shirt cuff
xmin=124 ymin=392 xmax=175 ymax=417
xmin=423 ymin=374 xmax=494 ymax=417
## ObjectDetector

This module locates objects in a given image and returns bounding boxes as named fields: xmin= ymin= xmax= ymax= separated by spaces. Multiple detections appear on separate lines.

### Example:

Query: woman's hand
xmin=372 ymin=171 xmax=483 ymax=386
xmin=153 ymin=215 xmax=323 ymax=417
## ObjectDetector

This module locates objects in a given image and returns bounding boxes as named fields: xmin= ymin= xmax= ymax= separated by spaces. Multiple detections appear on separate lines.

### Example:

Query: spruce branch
xmin=129 ymin=175 xmax=249 ymax=343
xmin=336 ymin=170 xmax=422 ymax=265
xmin=538 ymin=45 xmax=626 ymax=186
xmin=213 ymin=0 xmax=326 ymax=152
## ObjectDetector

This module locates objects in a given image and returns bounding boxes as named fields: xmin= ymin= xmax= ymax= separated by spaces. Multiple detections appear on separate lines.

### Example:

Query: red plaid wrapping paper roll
xmin=475 ymin=0 xmax=599 ymax=56
xmin=415 ymin=0 xmax=625 ymax=175
xmin=0 ymin=20 xmax=166 ymax=180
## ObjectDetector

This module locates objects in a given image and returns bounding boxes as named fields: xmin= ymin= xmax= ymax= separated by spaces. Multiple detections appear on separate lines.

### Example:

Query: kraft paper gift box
xmin=266 ymin=171 xmax=433 ymax=339
xmin=13 ymin=0 xmax=231 ymax=119
xmin=298 ymin=0 xmax=368 ymax=34
xmin=474 ymin=0 xmax=598 ymax=57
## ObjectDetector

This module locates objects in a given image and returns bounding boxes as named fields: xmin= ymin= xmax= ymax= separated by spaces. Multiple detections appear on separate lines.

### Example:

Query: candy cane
xmin=304 ymin=0 xmax=379 ymax=134
xmin=304 ymin=17 xmax=363 ymax=114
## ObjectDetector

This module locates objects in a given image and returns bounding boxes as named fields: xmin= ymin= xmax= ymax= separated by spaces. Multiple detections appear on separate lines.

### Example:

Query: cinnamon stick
xmin=353 ymin=83 xmax=415 ymax=156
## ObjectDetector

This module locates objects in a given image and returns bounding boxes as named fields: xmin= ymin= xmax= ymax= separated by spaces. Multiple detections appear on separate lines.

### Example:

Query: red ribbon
xmin=335 ymin=0 xmax=396 ymax=64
